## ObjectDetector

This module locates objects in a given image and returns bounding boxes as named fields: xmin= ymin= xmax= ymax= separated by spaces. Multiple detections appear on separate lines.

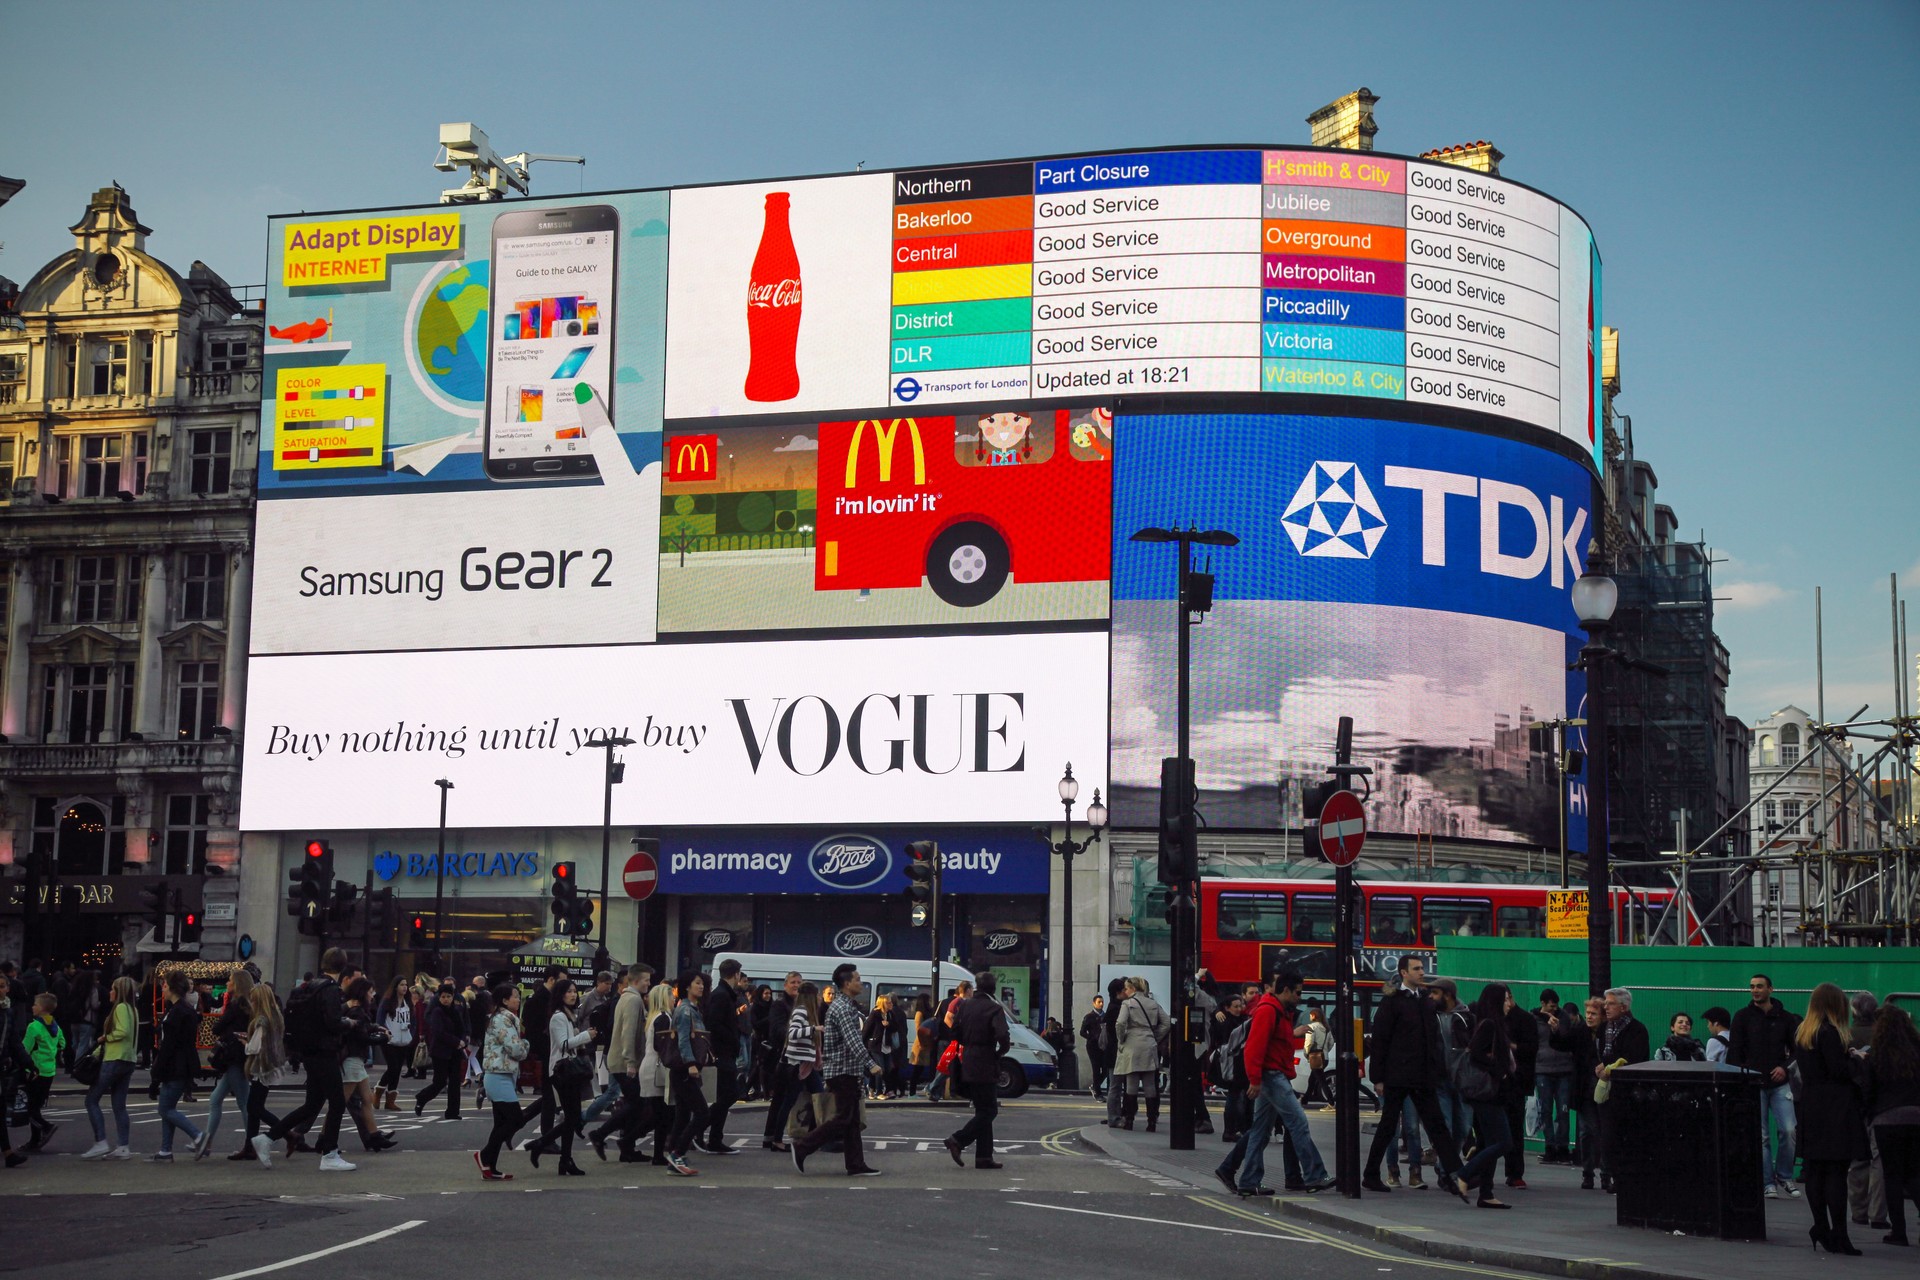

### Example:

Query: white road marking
xmin=204 ymin=1219 xmax=425 ymax=1280
xmin=1011 ymin=1201 xmax=1318 ymax=1241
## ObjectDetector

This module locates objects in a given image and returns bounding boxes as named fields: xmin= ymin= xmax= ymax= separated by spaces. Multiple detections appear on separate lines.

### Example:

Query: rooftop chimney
xmin=1306 ymin=89 xmax=1379 ymax=152
xmin=1419 ymin=141 xmax=1504 ymax=176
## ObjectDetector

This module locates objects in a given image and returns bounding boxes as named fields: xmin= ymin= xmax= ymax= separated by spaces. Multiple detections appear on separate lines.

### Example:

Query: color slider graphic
xmin=273 ymin=363 xmax=388 ymax=472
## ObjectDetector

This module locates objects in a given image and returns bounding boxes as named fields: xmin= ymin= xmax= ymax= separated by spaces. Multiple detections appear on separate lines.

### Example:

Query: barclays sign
xmin=807 ymin=835 xmax=892 ymax=890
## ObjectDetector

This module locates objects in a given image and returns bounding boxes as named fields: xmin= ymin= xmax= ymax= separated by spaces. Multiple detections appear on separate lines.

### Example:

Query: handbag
xmin=1449 ymin=1049 xmax=1500 ymax=1103
xmin=937 ymin=1038 xmax=963 ymax=1076
xmin=70 ymin=1046 xmax=103 ymax=1088
xmin=553 ymin=1053 xmax=592 ymax=1089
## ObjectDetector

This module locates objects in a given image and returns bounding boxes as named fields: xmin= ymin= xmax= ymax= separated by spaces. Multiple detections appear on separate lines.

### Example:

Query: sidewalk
xmin=1081 ymin=1108 xmax=1897 ymax=1280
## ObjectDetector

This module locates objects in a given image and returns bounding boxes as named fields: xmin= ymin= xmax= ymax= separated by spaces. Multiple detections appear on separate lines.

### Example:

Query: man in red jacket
xmin=1213 ymin=968 xmax=1334 ymax=1196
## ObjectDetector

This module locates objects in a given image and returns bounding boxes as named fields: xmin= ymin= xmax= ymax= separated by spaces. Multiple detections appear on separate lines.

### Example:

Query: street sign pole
xmin=1318 ymin=717 xmax=1372 ymax=1201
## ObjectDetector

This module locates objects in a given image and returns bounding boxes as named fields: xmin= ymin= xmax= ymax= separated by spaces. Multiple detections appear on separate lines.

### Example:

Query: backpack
xmin=283 ymin=979 xmax=328 ymax=1058
xmin=1217 ymin=1018 xmax=1252 ymax=1089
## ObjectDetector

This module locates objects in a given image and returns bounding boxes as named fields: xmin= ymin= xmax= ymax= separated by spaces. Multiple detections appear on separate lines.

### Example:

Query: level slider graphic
xmin=273 ymin=363 xmax=388 ymax=471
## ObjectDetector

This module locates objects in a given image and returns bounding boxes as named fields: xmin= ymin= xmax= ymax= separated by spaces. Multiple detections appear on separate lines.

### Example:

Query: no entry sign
xmin=1317 ymin=789 xmax=1367 ymax=866
xmin=622 ymin=849 xmax=659 ymax=901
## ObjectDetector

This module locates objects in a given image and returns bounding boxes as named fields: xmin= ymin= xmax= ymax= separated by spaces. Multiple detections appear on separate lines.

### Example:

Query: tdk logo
xmin=1283 ymin=462 xmax=1589 ymax=586
xmin=1283 ymin=461 xmax=1388 ymax=558
xmin=808 ymin=835 xmax=892 ymax=890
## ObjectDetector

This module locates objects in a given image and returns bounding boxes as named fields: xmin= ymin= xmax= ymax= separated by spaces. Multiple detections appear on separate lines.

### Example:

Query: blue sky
xmin=5 ymin=0 xmax=1915 ymax=728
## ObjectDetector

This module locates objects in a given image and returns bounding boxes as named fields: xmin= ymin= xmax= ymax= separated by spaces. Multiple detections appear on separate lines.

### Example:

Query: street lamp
xmin=1573 ymin=549 xmax=1618 ymax=995
xmin=584 ymin=734 xmax=635 ymax=967
xmin=1129 ymin=522 xmax=1237 ymax=1151
xmin=432 ymin=778 xmax=454 ymax=971
xmin=1051 ymin=763 xmax=1106 ymax=1093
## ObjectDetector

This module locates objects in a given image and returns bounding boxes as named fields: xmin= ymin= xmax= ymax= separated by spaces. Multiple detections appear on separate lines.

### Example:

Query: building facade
xmin=0 ymin=185 xmax=261 ymax=967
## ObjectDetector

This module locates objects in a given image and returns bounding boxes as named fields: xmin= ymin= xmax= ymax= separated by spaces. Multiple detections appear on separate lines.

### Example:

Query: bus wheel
xmin=927 ymin=522 xmax=1009 ymax=607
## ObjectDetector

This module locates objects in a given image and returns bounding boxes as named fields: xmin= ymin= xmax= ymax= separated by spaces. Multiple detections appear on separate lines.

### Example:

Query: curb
xmin=1078 ymin=1125 xmax=1701 ymax=1280
xmin=1268 ymin=1198 xmax=1704 ymax=1280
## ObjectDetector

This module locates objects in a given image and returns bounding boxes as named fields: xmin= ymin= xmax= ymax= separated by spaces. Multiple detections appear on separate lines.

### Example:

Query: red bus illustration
xmin=814 ymin=407 xmax=1112 ymax=606
xmin=1198 ymin=875 xmax=1697 ymax=1000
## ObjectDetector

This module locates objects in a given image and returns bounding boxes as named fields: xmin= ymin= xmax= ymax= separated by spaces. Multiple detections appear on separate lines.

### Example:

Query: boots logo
xmin=698 ymin=929 xmax=735 ymax=951
xmin=983 ymin=930 xmax=1022 ymax=953
xmin=1282 ymin=461 xmax=1388 ymax=559
xmin=808 ymin=835 xmax=892 ymax=890
xmin=833 ymin=926 xmax=883 ymax=957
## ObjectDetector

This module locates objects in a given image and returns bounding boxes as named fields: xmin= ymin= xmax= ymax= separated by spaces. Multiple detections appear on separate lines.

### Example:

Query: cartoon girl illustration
xmin=974 ymin=411 xmax=1034 ymax=465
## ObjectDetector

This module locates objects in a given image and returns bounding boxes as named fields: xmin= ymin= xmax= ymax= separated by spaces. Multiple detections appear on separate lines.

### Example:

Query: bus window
xmin=1420 ymin=898 xmax=1492 ymax=944
xmin=1291 ymin=895 xmax=1334 ymax=943
xmin=1368 ymin=896 xmax=1416 ymax=945
xmin=957 ymin=410 xmax=1056 ymax=467
xmin=1216 ymin=892 xmax=1287 ymax=941
xmin=1497 ymin=905 xmax=1545 ymax=938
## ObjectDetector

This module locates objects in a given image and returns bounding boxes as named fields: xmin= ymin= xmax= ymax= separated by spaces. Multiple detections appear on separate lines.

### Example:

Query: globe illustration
xmin=412 ymin=259 xmax=489 ymax=407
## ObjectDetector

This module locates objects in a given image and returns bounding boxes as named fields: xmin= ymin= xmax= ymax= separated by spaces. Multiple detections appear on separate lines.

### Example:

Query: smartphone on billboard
xmin=484 ymin=204 xmax=619 ymax=481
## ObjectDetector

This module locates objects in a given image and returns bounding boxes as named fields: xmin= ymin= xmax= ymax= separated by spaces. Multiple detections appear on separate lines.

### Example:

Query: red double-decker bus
xmin=1198 ymin=875 xmax=1694 ymax=1008
xmin=814 ymin=407 xmax=1111 ymax=607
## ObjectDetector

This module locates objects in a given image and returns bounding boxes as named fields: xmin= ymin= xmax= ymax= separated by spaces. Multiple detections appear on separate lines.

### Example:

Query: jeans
xmin=951 ymin=1079 xmax=1000 ymax=1161
xmin=205 ymin=1063 xmax=251 ymax=1149
xmin=765 ymin=1061 xmax=799 ymax=1141
xmin=1219 ymin=1071 xmax=1328 ymax=1192
xmin=70 ymin=1021 xmax=96 ymax=1065
xmin=668 ymin=1073 xmax=712 ymax=1157
xmin=1436 ymin=1081 xmax=1471 ymax=1145
xmin=1383 ymin=1095 xmax=1423 ymax=1174
xmin=1760 ymin=1082 xmax=1797 ymax=1185
xmin=157 ymin=1079 xmax=203 ymax=1155
xmin=582 ymin=1073 xmax=621 ymax=1125
xmin=1456 ymin=1099 xmax=1513 ymax=1198
xmin=87 ymin=1059 xmax=136 ymax=1146
xmin=1534 ymin=1074 xmax=1572 ymax=1151
xmin=1364 ymin=1085 xmax=1460 ymax=1179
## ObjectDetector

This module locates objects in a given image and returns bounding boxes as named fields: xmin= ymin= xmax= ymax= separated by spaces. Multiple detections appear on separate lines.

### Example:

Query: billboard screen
xmin=1110 ymin=412 xmax=1591 ymax=848
xmin=243 ymin=144 xmax=1598 ymax=834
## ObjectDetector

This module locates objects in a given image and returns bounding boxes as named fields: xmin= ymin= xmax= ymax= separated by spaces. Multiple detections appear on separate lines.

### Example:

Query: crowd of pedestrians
xmin=0 ymin=951 xmax=1038 ymax=1182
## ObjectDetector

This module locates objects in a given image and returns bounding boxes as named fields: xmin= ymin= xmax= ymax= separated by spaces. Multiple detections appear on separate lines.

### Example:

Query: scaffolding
xmin=1613 ymin=576 xmax=1917 ymax=946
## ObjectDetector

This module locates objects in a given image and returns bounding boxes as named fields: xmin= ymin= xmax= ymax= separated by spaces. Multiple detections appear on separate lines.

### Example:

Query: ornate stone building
xmin=0 ymin=183 xmax=260 ymax=966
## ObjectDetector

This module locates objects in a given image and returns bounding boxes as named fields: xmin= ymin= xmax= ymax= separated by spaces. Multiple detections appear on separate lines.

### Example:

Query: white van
xmin=710 ymin=951 xmax=1057 ymax=1096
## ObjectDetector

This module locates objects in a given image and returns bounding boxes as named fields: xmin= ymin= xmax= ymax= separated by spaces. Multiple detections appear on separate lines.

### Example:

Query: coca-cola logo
xmin=983 ymin=931 xmax=1023 ymax=953
xmin=807 ymin=835 xmax=891 ymax=890
xmin=697 ymin=930 xmax=734 ymax=951
xmin=748 ymin=278 xmax=802 ymax=308
xmin=833 ymin=927 xmax=882 ymax=958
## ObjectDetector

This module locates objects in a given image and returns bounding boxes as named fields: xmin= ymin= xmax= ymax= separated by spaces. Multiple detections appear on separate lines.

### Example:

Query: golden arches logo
xmin=667 ymin=433 xmax=717 ymax=481
xmin=844 ymin=418 xmax=926 ymax=488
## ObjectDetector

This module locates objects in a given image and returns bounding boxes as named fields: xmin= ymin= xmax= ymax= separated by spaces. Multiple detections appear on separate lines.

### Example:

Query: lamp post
xmin=583 ymin=735 xmax=634 ymax=958
xmin=1572 ymin=551 xmax=1619 ymax=996
xmin=1051 ymin=764 xmax=1106 ymax=1091
xmin=1130 ymin=522 xmax=1238 ymax=1152
xmin=432 ymin=778 xmax=453 ymax=971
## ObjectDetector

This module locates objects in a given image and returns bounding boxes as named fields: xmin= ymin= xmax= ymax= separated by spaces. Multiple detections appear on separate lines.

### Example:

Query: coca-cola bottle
xmin=744 ymin=191 xmax=802 ymax=402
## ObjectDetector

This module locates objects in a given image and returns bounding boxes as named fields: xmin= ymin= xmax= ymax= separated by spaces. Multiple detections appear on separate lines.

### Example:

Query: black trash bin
xmin=1609 ymin=1061 xmax=1766 ymax=1240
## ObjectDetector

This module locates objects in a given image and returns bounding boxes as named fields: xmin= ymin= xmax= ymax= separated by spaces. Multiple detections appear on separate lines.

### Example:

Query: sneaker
xmin=106 ymin=1146 xmax=133 ymax=1161
xmin=1303 ymin=1177 xmax=1337 ymax=1193
xmin=1408 ymin=1174 xmax=1428 ymax=1189
xmin=692 ymin=1137 xmax=727 ymax=1155
xmin=1386 ymin=1171 xmax=1402 ymax=1187
xmin=192 ymin=1130 xmax=214 ymax=1160
xmin=1506 ymin=1176 xmax=1528 ymax=1189
xmin=149 ymin=1152 xmax=174 ymax=1163
xmin=1361 ymin=1176 xmax=1393 ymax=1194
xmin=3 ymin=1153 xmax=24 ymax=1169
xmin=791 ymin=1143 xmax=808 ymax=1175
xmin=1240 ymin=1185 xmax=1276 ymax=1197
xmin=664 ymin=1152 xmax=698 ymax=1177
xmin=1213 ymin=1168 xmax=1239 ymax=1195
xmin=1777 ymin=1181 xmax=1802 ymax=1198
xmin=849 ymin=1167 xmax=884 ymax=1177
xmin=251 ymin=1134 xmax=273 ymax=1168
xmin=318 ymin=1151 xmax=357 ymax=1172
xmin=31 ymin=1122 xmax=59 ymax=1151
xmin=82 ymin=1140 xmax=112 ymax=1160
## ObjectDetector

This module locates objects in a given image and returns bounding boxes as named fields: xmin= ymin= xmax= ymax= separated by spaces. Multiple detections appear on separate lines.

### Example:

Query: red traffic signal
xmin=554 ymin=862 xmax=571 ymax=879
xmin=305 ymin=839 xmax=327 ymax=858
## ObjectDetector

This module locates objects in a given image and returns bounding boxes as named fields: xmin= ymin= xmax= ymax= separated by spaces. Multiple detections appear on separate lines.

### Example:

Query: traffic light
xmin=139 ymin=880 xmax=170 ymax=935
xmin=408 ymin=913 xmax=431 ymax=949
xmin=288 ymin=839 xmax=331 ymax=935
xmin=366 ymin=886 xmax=396 ymax=942
xmin=327 ymin=878 xmax=359 ymax=928
xmin=1157 ymin=756 xmax=1197 ymax=885
xmin=904 ymin=840 xmax=939 ymax=927
xmin=175 ymin=887 xmax=202 ymax=946
xmin=550 ymin=861 xmax=589 ymax=938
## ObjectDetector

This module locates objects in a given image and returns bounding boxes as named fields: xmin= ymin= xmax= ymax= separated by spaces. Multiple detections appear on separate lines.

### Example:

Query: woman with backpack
xmin=476 ymin=984 xmax=534 ymax=1180
xmin=1452 ymin=983 xmax=1518 ymax=1209
xmin=662 ymin=973 xmax=714 ymax=1176
xmin=199 ymin=968 xmax=256 ymax=1159
xmin=1654 ymin=1012 xmax=1706 ymax=1062
xmin=1114 ymin=977 xmax=1170 ymax=1132
xmin=375 ymin=976 xmax=414 ymax=1111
